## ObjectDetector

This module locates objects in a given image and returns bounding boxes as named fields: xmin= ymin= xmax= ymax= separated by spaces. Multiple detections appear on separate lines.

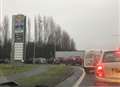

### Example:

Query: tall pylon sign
xmin=12 ymin=14 xmax=26 ymax=63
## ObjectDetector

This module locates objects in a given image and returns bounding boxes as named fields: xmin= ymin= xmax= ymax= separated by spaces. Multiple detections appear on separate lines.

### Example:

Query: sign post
xmin=11 ymin=14 xmax=26 ymax=63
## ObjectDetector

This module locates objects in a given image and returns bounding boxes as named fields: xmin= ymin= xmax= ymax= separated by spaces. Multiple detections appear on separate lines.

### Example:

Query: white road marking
xmin=73 ymin=67 xmax=86 ymax=87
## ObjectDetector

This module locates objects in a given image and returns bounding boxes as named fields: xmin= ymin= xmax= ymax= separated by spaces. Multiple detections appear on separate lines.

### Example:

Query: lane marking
xmin=73 ymin=67 xmax=86 ymax=87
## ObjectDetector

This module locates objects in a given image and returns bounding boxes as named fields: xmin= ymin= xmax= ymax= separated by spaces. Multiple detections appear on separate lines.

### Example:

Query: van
xmin=84 ymin=50 xmax=102 ymax=73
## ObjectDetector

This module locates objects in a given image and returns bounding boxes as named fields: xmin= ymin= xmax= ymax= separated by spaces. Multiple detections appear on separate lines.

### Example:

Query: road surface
xmin=79 ymin=71 xmax=120 ymax=87
xmin=56 ymin=66 xmax=83 ymax=87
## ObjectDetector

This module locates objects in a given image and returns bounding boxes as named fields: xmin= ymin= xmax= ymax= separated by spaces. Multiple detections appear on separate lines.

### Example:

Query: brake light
xmin=115 ymin=51 xmax=120 ymax=57
xmin=96 ymin=65 xmax=104 ymax=77
xmin=98 ymin=66 xmax=102 ymax=70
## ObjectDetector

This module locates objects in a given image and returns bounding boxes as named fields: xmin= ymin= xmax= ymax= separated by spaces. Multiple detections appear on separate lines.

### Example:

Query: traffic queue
xmin=84 ymin=49 xmax=120 ymax=83
xmin=54 ymin=49 xmax=120 ymax=83
xmin=54 ymin=56 xmax=83 ymax=65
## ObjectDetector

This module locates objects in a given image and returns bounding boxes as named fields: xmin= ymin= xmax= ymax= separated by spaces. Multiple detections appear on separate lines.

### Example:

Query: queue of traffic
xmin=54 ymin=56 xmax=83 ymax=65
xmin=84 ymin=49 xmax=120 ymax=83
xmin=54 ymin=49 xmax=120 ymax=84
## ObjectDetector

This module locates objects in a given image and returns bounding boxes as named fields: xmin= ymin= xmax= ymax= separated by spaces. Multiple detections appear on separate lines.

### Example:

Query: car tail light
xmin=96 ymin=65 xmax=104 ymax=77
xmin=114 ymin=51 xmax=120 ymax=57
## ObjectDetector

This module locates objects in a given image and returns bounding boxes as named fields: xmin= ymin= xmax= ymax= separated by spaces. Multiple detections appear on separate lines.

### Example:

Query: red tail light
xmin=96 ymin=65 xmax=104 ymax=77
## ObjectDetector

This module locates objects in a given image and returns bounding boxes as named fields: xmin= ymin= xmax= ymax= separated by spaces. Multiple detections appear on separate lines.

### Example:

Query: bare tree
xmin=34 ymin=16 xmax=38 ymax=43
xmin=54 ymin=25 xmax=62 ymax=50
xmin=33 ymin=15 xmax=76 ymax=60
xmin=38 ymin=15 xmax=43 ymax=45
xmin=34 ymin=15 xmax=43 ymax=45
xmin=3 ymin=16 xmax=9 ymax=44
xmin=27 ymin=17 xmax=31 ymax=42
xmin=0 ymin=25 xmax=3 ymax=46
xmin=0 ymin=16 xmax=11 ymax=61
xmin=70 ymin=38 xmax=76 ymax=51
xmin=47 ymin=17 xmax=56 ymax=45
xmin=0 ymin=25 xmax=3 ymax=59
xmin=61 ymin=30 xmax=70 ymax=50
xmin=43 ymin=16 xmax=50 ymax=44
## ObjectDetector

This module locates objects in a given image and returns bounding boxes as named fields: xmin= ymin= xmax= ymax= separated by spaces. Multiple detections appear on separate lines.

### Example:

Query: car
xmin=64 ymin=56 xmax=73 ymax=65
xmin=73 ymin=56 xmax=83 ymax=65
xmin=54 ymin=57 xmax=64 ymax=64
xmin=96 ymin=50 xmax=120 ymax=83
xmin=64 ymin=56 xmax=83 ymax=65
xmin=33 ymin=57 xmax=47 ymax=64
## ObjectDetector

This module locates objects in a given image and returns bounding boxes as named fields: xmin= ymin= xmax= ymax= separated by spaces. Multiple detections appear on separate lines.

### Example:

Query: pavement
xmin=55 ymin=66 xmax=83 ymax=87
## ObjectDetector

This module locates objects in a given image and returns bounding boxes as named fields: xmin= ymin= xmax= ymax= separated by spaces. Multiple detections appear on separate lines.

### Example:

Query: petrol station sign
xmin=12 ymin=14 xmax=26 ymax=62
xmin=14 ymin=15 xmax=25 ymax=42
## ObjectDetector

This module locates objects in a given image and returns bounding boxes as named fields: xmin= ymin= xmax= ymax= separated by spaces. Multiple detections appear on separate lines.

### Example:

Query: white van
xmin=84 ymin=50 xmax=102 ymax=73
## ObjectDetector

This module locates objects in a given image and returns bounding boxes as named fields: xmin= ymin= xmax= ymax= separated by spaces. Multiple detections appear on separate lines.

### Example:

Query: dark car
xmin=54 ymin=57 xmax=64 ymax=64
xmin=64 ymin=56 xmax=83 ymax=65
xmin=74 ymin=56 xmax=83 ymax=65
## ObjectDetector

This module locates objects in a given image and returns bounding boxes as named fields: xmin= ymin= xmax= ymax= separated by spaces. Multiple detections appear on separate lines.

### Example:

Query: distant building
xmin=55 ymin=50 xmax=85 ymax=59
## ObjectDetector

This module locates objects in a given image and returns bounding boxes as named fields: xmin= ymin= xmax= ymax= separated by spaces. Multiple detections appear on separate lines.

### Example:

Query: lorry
xmin=84 ymin=50 xmax=102 ymax=73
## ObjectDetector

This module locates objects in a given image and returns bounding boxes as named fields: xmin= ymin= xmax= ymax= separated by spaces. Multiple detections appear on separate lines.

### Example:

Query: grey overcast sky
xmin=1 ymin=0 xmax=120 ymax=50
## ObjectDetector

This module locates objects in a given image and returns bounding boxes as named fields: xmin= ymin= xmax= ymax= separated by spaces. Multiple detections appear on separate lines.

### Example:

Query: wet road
xmin=79 ymin=72 xmax=120 ymax=87
xmin=56 ymin=66 xmax=83 ymax=87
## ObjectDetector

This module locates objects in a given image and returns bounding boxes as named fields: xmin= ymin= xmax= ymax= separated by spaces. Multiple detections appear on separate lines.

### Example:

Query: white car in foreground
xmin=96 ymin=50 xmax=120 ymax=83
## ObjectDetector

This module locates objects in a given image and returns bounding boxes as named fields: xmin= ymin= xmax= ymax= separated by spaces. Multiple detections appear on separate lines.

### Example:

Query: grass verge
xmin=0 ymin=64 xmax=40 ymax=76
xmin=17 ymin=64 xmax=73 ymax=87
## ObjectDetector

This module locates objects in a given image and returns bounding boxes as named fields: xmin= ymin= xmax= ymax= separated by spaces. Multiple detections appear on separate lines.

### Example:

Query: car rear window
xmin=86 ymin=53 xmax=95 ymax=59
xmin=103 ymin=51 xmax=120 ymax=62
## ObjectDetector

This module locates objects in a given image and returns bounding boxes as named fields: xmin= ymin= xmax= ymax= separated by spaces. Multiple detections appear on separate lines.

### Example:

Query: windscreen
xmin=1 ymin=0 xmax=120 ymax=87
xmin=86 ymin=53 xmax=94 ymax=59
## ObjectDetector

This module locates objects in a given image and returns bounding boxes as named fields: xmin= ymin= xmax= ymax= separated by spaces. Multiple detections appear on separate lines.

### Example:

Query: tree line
xmin=0 ymin=15 xmax=76 ymax=63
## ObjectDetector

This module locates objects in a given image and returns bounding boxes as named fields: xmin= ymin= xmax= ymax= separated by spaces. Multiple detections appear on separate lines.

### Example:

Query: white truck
xmin=84 ymin=50 xmax=102 ymax=73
